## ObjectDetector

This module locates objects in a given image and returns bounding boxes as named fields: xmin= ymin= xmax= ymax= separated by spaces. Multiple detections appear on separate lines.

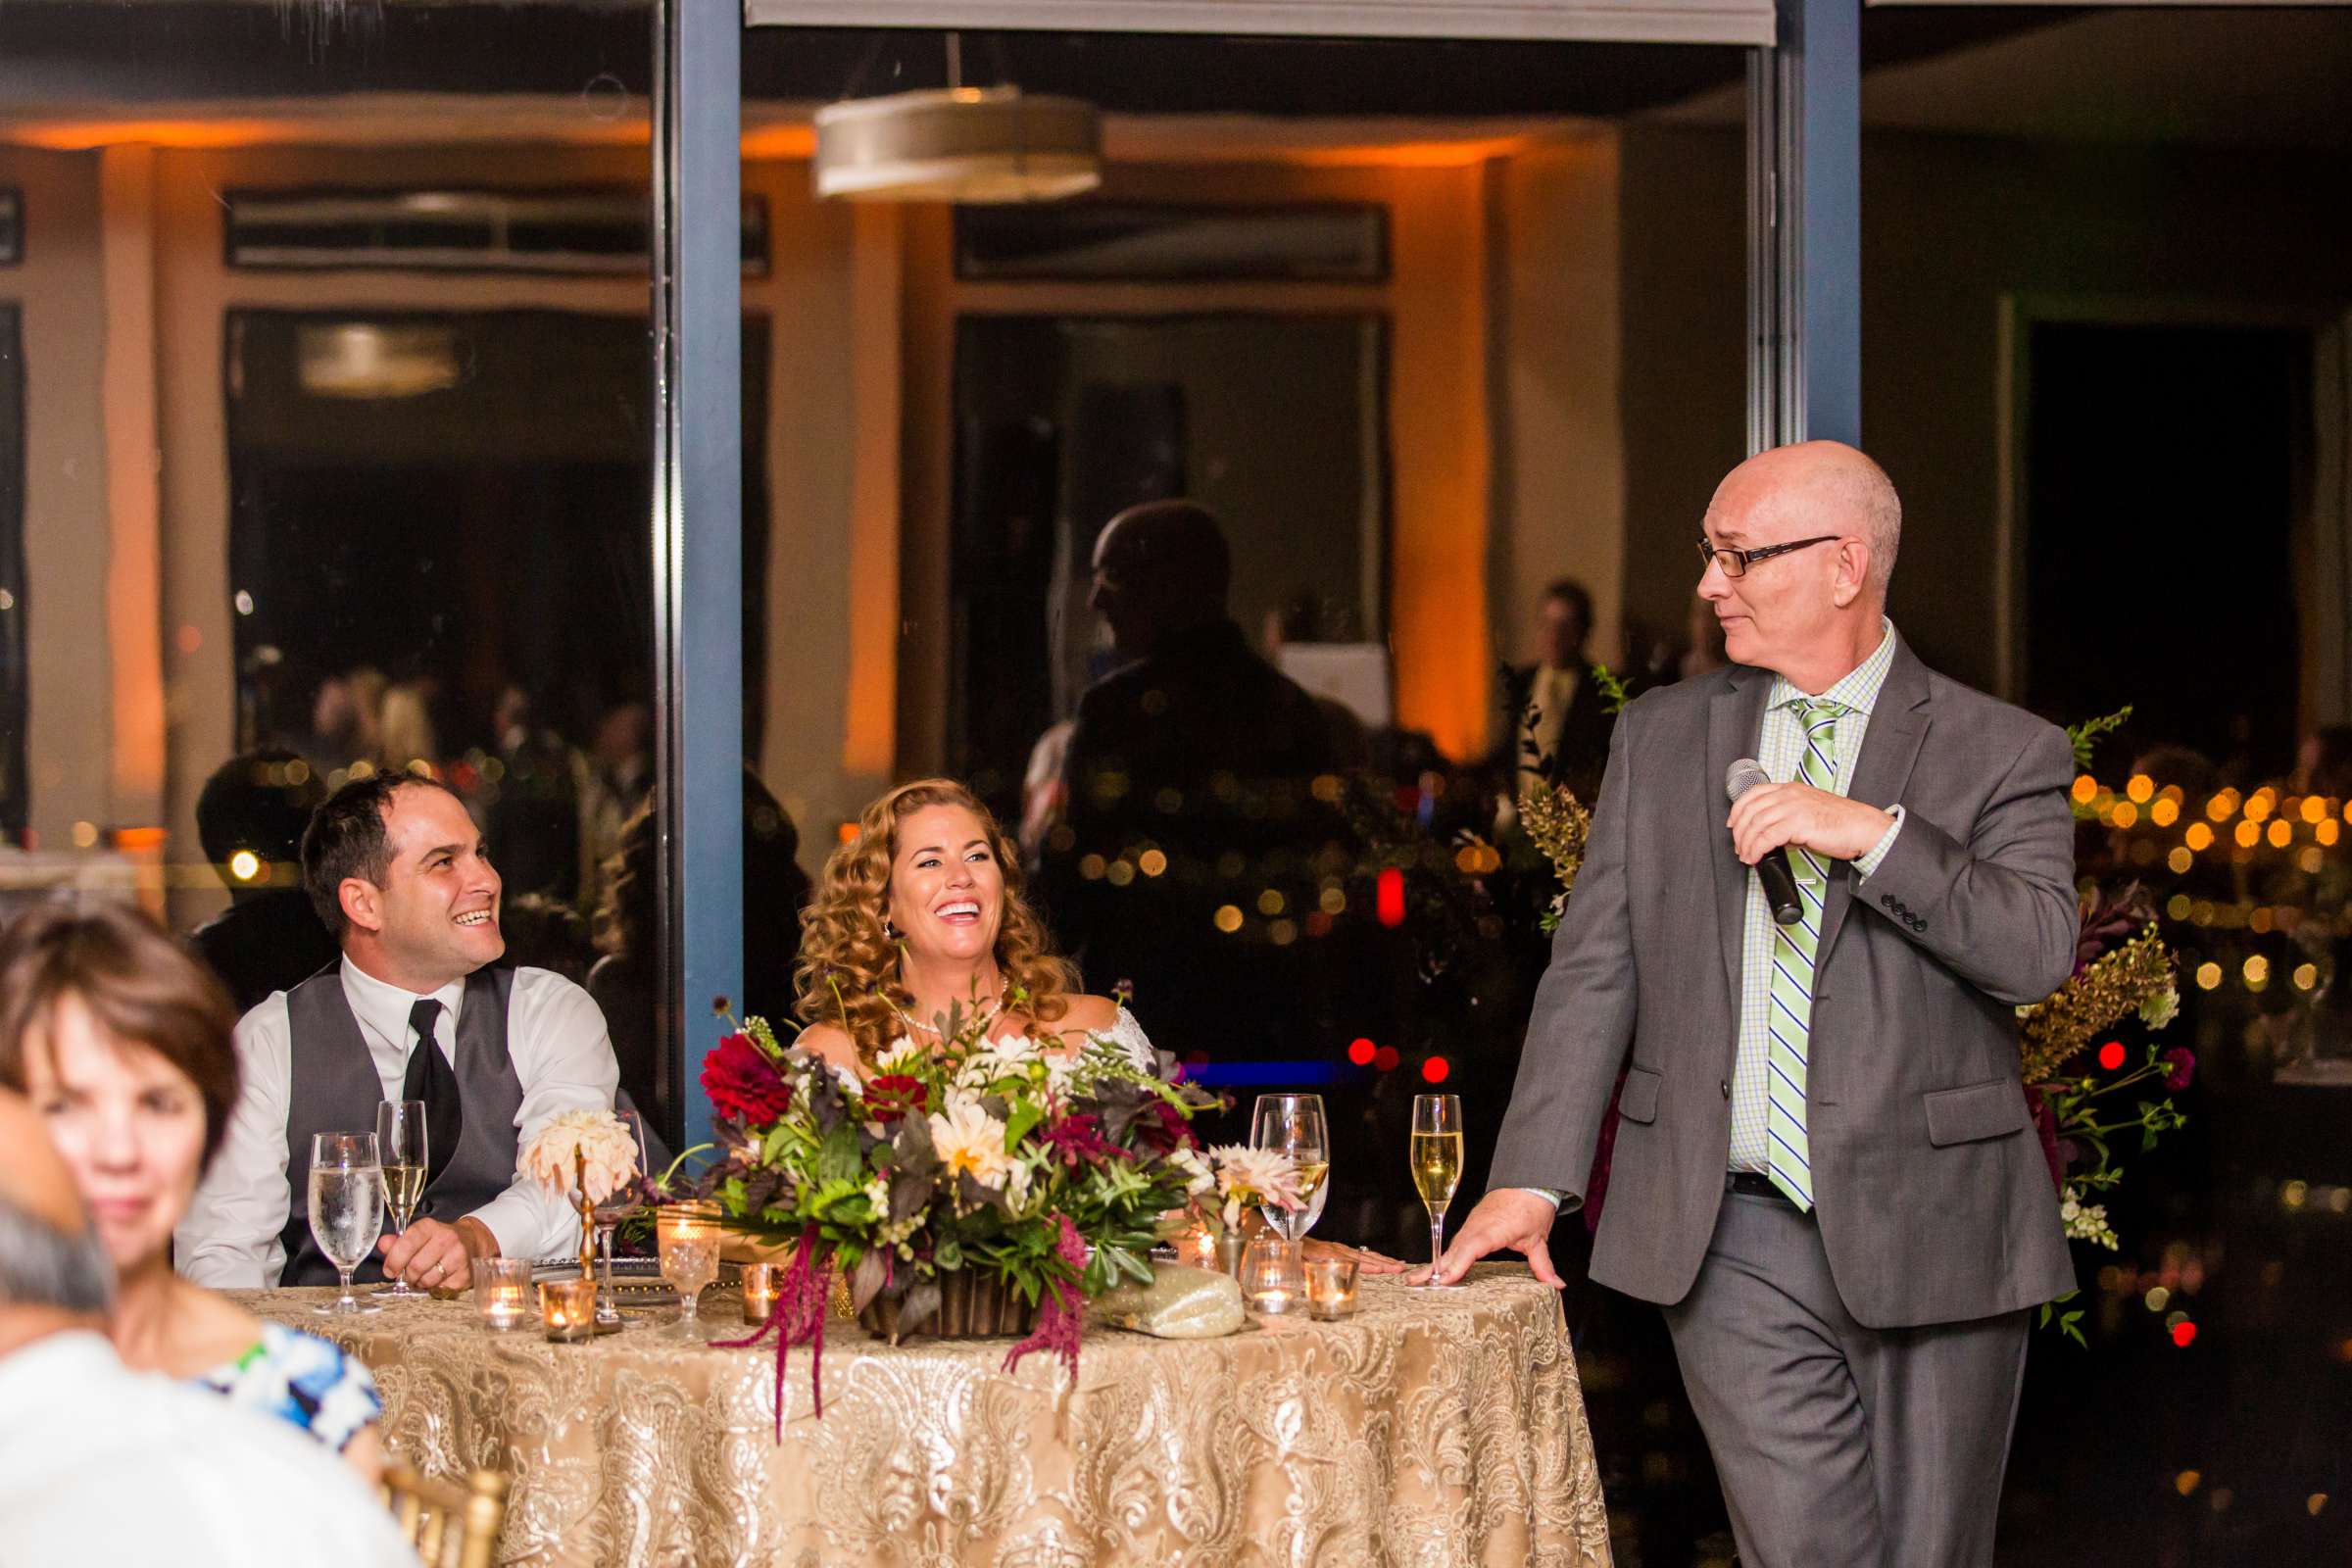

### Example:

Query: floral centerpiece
xmin=521 ymin=1108 xmax=647 ymax=1280
xmin=690 ymin=995 xmax=1219 ymax=1431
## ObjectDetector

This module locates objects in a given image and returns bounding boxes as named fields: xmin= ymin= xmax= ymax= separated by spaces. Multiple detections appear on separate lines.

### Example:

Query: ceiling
xmin=1656 ymin=9 xmax=2352 ymax=151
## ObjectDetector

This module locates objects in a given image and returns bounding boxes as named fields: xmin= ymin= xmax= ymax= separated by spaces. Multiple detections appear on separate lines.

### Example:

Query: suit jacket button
xmin=1720 ymin=1079 xmax=1731 ymax=1099
xmin=1881 ymin=893 xmax=1895 ymax=908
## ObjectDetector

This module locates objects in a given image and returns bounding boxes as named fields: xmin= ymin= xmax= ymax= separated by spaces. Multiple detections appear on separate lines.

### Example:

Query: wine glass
xmin=1410 ymin=1094 xmax=1465 ymax=1286
xmin=1250 ymin=1094 xmax=1329 ymax=1244
xmin=372 ymin=1101 xmax=428 ymax=1298
xmin=591 ymin=1107 xmax=652 ymax=1327
xmin=656 ymin=1200 xmax=720 ymax=1339
xmin=309 ymin=1132 xmax=384 ymax=1316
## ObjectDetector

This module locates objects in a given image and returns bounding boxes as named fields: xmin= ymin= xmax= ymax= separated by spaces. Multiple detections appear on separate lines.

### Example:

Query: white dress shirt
xmin=176 ymin=957 xmax=618 ymax=1289
xmin=0 ymin=1330 xmax=416 ymax=1567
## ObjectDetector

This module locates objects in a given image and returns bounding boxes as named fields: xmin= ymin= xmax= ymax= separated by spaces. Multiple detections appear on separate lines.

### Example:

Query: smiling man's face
xmin=363 ymin=783 xmax=505 ymax=987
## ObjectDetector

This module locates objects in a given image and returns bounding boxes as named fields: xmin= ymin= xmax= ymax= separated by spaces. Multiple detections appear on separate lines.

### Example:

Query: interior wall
xmin=0 ymin=147 xmax=113 ymax=858
xmin=892 ymin=156 xmax=1496 ymax=779
xmin=1619 ymin=122 xmax=2352 ymax=708
xmin=14 ymin=142 xmax=649 ymax=926
xmin=1493 ymin=129 xmax=1626 ymax=680
xmin=1617 ymin=122 xmax=1747 ymax=667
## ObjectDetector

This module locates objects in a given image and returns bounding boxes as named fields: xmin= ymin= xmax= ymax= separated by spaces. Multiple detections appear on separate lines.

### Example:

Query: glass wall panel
xmin=0 ymin=0 xmax=666 ymax=1118
xmin=740 ymin=27 xmax=1748 ymax=1557
xmin=1856 ymin=11 xmax=2352 ymax=1564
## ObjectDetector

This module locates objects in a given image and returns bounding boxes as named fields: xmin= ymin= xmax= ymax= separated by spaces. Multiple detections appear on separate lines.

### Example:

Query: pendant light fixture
xmin=813 ymin=33 xmax=1102 ymax=205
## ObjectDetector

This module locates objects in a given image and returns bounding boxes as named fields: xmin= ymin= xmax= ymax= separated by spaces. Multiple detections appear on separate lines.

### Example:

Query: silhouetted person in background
xmin=484 ymin=684 xmax=581 ymax=905
xmin=1495 ymin=578 xmax=1616 ymax=804
xmin=1038 ymin=499 xmax=1339 ymax=1068
xmin=588 ymin=768 xmax=809 ymax=1137
xmin=187 ymin=749 xmax=338 ymax=1014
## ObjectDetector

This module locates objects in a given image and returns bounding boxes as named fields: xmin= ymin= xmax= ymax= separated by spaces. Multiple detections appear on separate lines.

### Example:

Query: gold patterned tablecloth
xmin=234 ymin=1264 xmax=1609 ymax=1568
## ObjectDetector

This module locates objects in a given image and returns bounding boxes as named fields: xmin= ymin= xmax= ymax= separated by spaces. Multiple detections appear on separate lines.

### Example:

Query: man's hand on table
xmin=1406 ymin=1189 xmax=1565 ymax=1289
xmin=378 ymin=1215 xmax=497 ymax=1291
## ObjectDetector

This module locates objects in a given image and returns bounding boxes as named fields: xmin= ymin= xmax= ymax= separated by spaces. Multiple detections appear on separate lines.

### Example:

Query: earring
xmin=883 ymin=917 xmax=901 ymax=942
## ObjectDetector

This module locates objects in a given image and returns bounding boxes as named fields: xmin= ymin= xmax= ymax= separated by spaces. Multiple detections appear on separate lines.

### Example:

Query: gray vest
xmin=276 ymin=963 xmax=524 ymax=1287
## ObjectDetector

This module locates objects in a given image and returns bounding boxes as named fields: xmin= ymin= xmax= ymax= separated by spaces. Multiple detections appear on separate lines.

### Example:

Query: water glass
xmin=308 ymin=1131 xmax=384 ymax=1315
xmin=1250 ymin=1094 xmax=1329 ymax=1243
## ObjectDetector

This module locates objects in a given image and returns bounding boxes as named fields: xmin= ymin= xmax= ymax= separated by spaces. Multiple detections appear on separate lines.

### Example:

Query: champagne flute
xmin=309 ymin=1132 xmax=384 ymax=1316
xmin=656 ymin=1201 xmax=720 ymax=1339
xmin=1410 ymin=1094 xmax=1465 ymax=1284
xmin=1250 ymin=1094 xmax=1329 ymax=1244
xmin=591 ymin=1107 xmax=651 ymax=1327
xmin=373 ymin=1101 xmax=428 ymax=1298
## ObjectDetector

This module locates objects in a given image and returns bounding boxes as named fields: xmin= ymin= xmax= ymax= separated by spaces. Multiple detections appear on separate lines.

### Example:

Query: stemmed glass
xmin=656 ymin=1200 xmax=720 ymax=1340
xmin=1250 ymin=1094 xmax=1329 ymax=1243
xmin=1410 ymin=1094 xmax=1465 ymax=1286
xmin=591 ymin=1107 xmax=652 ymax=1327
xmin=372 ymin=1101 xmax=428 ymax=1298
xmin=309 ymin=1132 xmax=384 ymax=1316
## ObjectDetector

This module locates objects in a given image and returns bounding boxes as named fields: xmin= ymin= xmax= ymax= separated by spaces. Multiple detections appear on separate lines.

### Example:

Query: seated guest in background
xmin=1495 ymin=577 xmax=1616 ymax=804
xmin=177 ymin=772 xmax=618 ymax=1291
xmin=187 ymin=748 xmax=339 ymax=1014
xmin=589 ymin=769 xmax=807 ymax=1138
xmin=0 ymin=1091 xmax=416 ymax=1567
xmin=0 ymin=905 xmax=383 ymax=1476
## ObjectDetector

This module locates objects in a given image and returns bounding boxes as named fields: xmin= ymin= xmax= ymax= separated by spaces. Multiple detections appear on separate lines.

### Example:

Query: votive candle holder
xmin=1304 ymin=1255 xmax=1360 ymax=1320
xmin=1240 ymin=1236 xmax=1305 ymax=1315
xmin=740 ymin=1262 xmax=780 ymax=1326
xmin=540 ymin=1277 xmax=598 ymax=1343
xmin=473 ymin=1256 xmax=534 ymax=1332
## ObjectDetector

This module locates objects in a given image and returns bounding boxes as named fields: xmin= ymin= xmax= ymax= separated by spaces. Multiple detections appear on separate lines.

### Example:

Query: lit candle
xmin=1241 ymin=1236 xmax=1305 ymax=1315
xmin=1191 ymin=1227 xmax=1218 ymax=1269
xmin=540 ymin=1278 xmax=598 ymax=1343
xmin=741 ymin=1262 xmax=779 ymax=1326
xmin=1304 ymin=1255 xmax=1360 ymax=1320
xmin=473 ymin=1257 xmax=534 ymax=1332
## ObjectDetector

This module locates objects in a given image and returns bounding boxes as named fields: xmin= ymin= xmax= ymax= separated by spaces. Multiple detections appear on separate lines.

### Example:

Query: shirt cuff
xmin=1516 ymin=1187 xmax=1564 ymax=1209
xmin=1854 ymin=804 xmax=1907 ymax=879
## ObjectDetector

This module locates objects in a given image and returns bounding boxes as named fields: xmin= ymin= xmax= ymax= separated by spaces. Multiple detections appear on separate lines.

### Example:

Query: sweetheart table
xmin=236 ymin=1263 xmax=1611 ymax=1568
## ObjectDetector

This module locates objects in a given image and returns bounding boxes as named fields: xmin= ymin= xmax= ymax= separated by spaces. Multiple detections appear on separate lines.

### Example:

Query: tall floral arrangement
xmin=688 ymin=996 xmax=1218 ymax=1433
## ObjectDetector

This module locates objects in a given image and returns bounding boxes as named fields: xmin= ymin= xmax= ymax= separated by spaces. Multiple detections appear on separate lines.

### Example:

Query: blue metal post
xmin=1750 ymin=0 xmax=1861 ymax=451
xmin=653 ymin=0 xmax=741 ymax=1154
xmin=1794 ymin=0 xmax=1860 ymax=446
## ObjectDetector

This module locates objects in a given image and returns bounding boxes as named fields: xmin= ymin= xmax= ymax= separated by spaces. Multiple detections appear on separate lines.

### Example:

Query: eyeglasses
xmin=1695 ymin=535 xmax=1840 ymax=579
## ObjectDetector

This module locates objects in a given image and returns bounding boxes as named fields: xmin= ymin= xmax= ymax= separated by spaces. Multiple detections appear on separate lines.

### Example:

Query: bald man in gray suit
xmin=1424 ymin=442 xmax=2078 ymax=1567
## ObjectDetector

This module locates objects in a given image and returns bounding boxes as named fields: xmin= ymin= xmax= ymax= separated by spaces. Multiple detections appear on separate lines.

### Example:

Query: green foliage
xmin=2066 ymin=706 xmax=2132 ymax=770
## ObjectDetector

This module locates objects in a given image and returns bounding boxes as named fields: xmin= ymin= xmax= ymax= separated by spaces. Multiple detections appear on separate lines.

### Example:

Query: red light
xmin=2171 ymin=1321 xmax=2197 ymax=1348
xmin=1373 ymin=1046 xmax=1400 ymax=1072
xmin=1183 ymin=1051 xmax=1209 ymax=1068
xmin=1347 ymin=1037 xmax=1376 ymax=1066
xmin=1421 ymin=1055 xmax=1450 ymax=1084
xmin=1376 ymin=867 xmax=1406 ymax=927
xmin=2098 ymin=1041 xmax=2126 ymax=1071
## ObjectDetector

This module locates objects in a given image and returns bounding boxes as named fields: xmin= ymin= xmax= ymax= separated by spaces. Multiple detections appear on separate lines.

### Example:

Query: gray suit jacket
xmin=1489 ymin=636 xmax=2079 ymax=1329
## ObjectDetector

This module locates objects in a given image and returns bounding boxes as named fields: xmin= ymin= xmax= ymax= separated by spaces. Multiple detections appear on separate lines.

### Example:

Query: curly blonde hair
xmin=794 ymin=778 xmax=1076 ymax=1061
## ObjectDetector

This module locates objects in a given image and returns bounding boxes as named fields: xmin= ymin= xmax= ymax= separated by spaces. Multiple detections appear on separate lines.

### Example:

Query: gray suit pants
xmin=1662 ymin=1188 xmax=2030 ymax=1568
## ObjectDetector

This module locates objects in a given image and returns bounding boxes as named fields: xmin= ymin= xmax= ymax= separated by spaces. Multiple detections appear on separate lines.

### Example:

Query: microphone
xmin=1727 ymin=759 xmax=1804 ymax=926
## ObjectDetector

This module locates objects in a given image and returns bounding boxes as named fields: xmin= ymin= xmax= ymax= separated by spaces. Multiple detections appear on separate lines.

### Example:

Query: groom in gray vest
xmin=177 ymin=772 xmax=618 ymax=1292
xmin=1425 ymin=442 xmax=2077 ymax=1568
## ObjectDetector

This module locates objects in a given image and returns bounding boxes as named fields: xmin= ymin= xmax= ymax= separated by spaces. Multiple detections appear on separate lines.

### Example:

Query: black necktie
xmin=403 ymin=998 xmax=464 ymax=1189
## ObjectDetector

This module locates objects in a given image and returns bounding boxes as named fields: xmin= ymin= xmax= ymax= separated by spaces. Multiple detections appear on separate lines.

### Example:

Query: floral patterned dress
xmin=195 ymin=1319 xmax=382 ymax=1454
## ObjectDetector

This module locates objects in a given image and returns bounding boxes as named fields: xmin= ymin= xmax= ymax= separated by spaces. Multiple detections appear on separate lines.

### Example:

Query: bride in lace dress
xmin=793 ymin=779 xmax=1401 ymax=1272
xmin=792 ymin=778 xmax=1152 ymax=1078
